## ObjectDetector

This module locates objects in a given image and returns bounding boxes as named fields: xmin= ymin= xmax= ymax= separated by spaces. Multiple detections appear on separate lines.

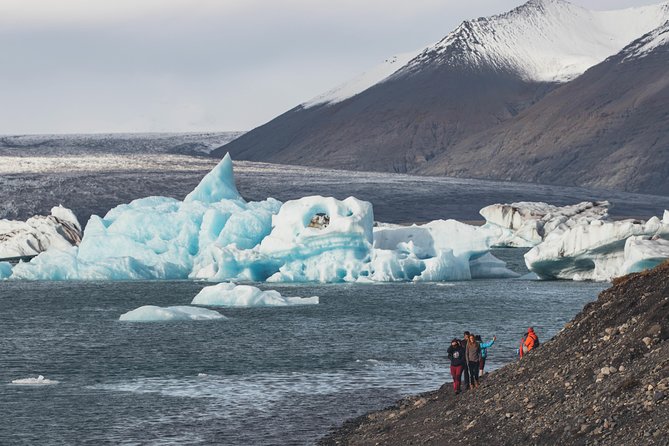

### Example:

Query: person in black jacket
xmin=447 ymin=338 xmax=467 ymax=394
xmin=460 ymin=331 xmax=471 ymax=389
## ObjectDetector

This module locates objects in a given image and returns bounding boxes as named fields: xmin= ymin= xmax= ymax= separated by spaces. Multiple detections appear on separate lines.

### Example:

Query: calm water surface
xmin=0 ymin=273 xmax=607 ymax=445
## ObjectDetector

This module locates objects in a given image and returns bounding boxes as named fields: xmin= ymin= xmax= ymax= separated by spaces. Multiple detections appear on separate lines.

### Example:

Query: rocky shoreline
xmin=319 ymin=263 xmax=669 ymax=445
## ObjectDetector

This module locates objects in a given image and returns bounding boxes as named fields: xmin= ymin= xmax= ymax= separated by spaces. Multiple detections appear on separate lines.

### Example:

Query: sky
xmin=0 ymin=0 xmax=663 ymax=134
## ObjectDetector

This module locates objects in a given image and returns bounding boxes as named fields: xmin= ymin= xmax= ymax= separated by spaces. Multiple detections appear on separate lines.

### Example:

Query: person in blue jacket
xmin=475 ymin=334 xmax=496 ymax=374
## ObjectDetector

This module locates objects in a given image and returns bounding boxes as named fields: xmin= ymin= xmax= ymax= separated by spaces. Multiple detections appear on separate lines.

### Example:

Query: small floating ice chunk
xmin=119 ymin=305 xmax=225 ymax=322
xmin=192 ymin=283 xmax=319 ymax=307
xmin=11 ymin=375 xmax=59 ymax=385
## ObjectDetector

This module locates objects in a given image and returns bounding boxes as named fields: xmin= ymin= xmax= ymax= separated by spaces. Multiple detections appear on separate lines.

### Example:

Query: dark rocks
xmin=319 ymin=261 xmax=669 ymax=446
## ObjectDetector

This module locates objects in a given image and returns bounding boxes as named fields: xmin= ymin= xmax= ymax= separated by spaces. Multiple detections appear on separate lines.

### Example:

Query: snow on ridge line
xmin=304 ymin=0 xmax=669 ymax=108
xmin=622 ymin=20 xmax=669 ymax=61
xmin=302 ymin=51 xmax=421 ymax=108
xmin=398 ymin=0 xmax=669 ymax=82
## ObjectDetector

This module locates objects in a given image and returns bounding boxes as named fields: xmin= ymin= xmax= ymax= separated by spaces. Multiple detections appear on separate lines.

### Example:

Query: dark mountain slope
xmin=215 ymin=65 xmax=554 ymax=173
xmin=420 ymin=22 xmax=669 ymax=195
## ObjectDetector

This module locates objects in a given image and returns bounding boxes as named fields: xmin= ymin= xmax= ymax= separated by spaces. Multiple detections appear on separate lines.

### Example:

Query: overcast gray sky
xmin=0 ymin=0 xmax=662 ymax=134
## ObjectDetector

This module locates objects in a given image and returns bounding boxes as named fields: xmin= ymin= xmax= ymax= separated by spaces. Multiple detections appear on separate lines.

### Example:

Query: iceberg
xmin=10 ymin=154 xmax=517 ymax=282
xmin=370 ymin=219 xmax=518 ymax=281
xmin=11 ymin=375 xmax=59 ymax=385
xmin=525 ymin=214 xmax=669 ymax=281
xmin=622 ymin=236 xmax=669 ymax=274
xmin=119 ymin=305 xmax=225 ymax=322
xmin=192 ymin=283 xmax=319 ymax=307
xmin=479 ymin=201 xmax=609 ymax=247
xmin=0 ymin=205 xmax=82 ymax=258
xmin=0 ymin=261 xmax=11 ymax=279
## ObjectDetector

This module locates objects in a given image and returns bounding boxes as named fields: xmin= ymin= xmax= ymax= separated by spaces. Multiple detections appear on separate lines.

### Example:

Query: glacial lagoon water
xmin=0 ymin=256 xmax=607 ymax=445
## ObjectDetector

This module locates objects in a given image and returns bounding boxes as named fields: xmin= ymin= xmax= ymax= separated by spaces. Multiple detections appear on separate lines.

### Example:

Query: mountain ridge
xmin=213 ymin=1 xmax=669 ymax=194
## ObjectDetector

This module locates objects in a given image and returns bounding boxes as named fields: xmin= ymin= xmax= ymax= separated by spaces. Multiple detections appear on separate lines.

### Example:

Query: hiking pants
xmin=468 ymin=361 xmax=480 ymax=385
xmin=450 ymin=365 xmax=464 ymax=392
xmin=479 ymin=358 xmax=486 ymax=372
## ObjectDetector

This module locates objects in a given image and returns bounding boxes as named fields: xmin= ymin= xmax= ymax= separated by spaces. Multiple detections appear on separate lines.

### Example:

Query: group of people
xmin=446 ymin=327 xmax=539 ymax=394
xmin=446 ymin=331 xmax=496 ymax=394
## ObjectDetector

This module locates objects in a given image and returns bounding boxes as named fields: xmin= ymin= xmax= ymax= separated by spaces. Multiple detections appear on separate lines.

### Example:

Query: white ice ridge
xmin=9 ymin=153 xmax=517 ymax=282
xmin=0 ymin=205 xmax=82 ymax=259
xmin=119 ymin=305 xmax=225 ymax=322
xmin=525 ymin=214 xmax=669 ymax=281
xmin=479 ymin=200 xmax=610 ymax=247
xmin=192 ymin=283 xmax=318 ymax=307
xmin=11 ymin=375 xmax=59 ymax=385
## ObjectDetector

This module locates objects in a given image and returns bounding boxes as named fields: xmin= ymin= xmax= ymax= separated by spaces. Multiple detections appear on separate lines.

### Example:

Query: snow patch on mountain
xmin=622 ymin=20 xmax=669 ymax=61
xmin=303 ymin=51 xmax=420 ymax=108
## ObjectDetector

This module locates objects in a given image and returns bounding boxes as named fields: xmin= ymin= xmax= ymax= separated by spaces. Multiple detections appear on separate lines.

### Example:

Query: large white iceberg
xmin=370 ymin=219 xmax=518 ymax=281
xmin=10 ymin=154 xmax=517 ymax=283
xmin=119 ymin=305 xmax=225 ymax=322
xmin=192 ymin=283 xmax=319 ymax=307
xmin=525 ymin=215 xmax=669 ymax=281
xmin=0 ymin=205 xmax=82 ymax=258
xmin=479 ymin=201 xmax=609 ymax=247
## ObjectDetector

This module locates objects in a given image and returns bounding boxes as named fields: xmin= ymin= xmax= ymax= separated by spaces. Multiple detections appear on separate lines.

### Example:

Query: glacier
xmin=192 ymin=283 xmax=318 ymax=307
xmin=8 ymin=154 xmax=517 ymax=283
xmin=119 ymin=305 xmax=225 ymax=322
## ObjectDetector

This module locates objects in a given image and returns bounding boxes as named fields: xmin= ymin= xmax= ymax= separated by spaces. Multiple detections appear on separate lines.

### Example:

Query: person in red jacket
xmin=447 ymin=338 xmax=466 ymax=394
xmin=519 ymin=327 xmax=539 ymax=359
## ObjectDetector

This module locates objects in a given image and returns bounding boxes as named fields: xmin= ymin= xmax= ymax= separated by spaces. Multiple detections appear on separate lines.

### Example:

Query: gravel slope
xmin=320 ymin=262 xmax=669 ymax=445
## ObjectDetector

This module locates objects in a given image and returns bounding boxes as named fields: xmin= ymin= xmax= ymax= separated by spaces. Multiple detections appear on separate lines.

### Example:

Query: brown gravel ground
xmin=319 ymin=262 xmax=669 ymax=446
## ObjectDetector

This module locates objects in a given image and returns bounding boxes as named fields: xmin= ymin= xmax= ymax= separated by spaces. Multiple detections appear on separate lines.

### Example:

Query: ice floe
xmin=192 ymin=283 xmax=319 ymax=307
xmin=11 ymin=375 xmax=59 ymax=385
xmin=119 ymin=305 xmax=225 ymax=322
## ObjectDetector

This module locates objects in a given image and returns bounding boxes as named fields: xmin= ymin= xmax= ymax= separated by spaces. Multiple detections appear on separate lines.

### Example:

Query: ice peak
xmin=184 ymin=153 xmax=243 ymax=203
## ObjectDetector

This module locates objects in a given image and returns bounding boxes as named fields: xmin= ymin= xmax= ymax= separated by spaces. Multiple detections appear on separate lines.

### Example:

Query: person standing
xmin=447 ymin=338 xmax=466 ymax=394
xmin=519 ymin=327 xmax=539 ymax=359
xmin=476 ymin=334 xmax=496 ymax=374
xmin=465 ymin=334 xmax=481 ymax=389
xmin=460 ymin=331 xmax=471 ymax=389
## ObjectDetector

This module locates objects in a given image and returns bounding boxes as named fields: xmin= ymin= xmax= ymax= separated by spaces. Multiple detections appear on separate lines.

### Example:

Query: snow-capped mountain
xmin=420 ymin=20 xmax=669 ymax=194
xmin=303 ymin=0 xmax=669 ymax=108
xmin=214 ymin=0 xmax=669 ymax=194
xmin=396 ymin=0 xmax=669 ymax=82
